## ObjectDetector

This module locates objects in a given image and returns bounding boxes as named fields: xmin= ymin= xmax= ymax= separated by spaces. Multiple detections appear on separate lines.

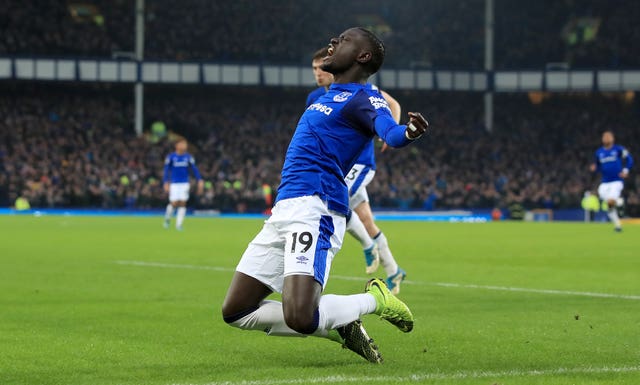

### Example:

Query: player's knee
xmin=282 ymin=304 xmax=318 ymax=334
xmin=221 ymin=297 xmax=243 ymax=323
xmin=221 ymin=303 xmax=258 ymax=327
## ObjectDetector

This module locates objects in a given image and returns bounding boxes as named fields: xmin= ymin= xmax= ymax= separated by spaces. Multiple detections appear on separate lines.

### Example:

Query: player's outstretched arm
xmin=405 ymin=112 xmax=429 ymax=140
xmin=374 ymin=111 xmax=429 ymax=148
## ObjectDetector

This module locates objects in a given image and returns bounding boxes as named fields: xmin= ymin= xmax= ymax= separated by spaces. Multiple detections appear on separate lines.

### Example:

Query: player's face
xmin=321 ymin=28 xmax=367 ymax=75
xmin=312 ymin=59 xmax=334 ymax=87
xmin=602 ymin=132 xmax=614 ymax=147
xmin=176 ymin=141 xmax=187 ymax=153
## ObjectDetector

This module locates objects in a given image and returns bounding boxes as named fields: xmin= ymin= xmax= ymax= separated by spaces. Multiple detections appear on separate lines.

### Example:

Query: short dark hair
xmin=312 ymin=46 xmax=329 ymax=61
xmin=356 ymin=27 xmax=385 ymax=75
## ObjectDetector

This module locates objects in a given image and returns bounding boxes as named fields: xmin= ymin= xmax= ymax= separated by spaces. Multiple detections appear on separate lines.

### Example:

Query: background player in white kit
xmin=589 ymin=131 xmax=634 ymax=232
xmin=163 ymin=139 xmax=204 ymax=230
xmin=309 ymin=47 xmax=407 ymax=294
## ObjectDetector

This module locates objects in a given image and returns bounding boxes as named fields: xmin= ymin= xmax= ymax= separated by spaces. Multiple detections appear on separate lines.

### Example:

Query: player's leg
xmin=222 ymin=219 xmax=305 ymax=337
xmin=222 ymin=271 xmax=274 ymax=325
xmin=353 ymin=200 xmax=406 ymax=295
xmin=222 ymin=196 xmax=412 ymax=362
xmin=599 ymin=182 xmax=623 ymax=231
xmin=164 ymin=202 xmax=175 ymax=228
xmin=175 ymin=201 xmax=187 ymax=230
xmin=346 ymin=167 xmax=379 ymax=274
xmin=279 ymin=204 xmax=374 ymax=333
xmin=346 ymin=210 xmax=379 ymax=274
xmin=175 ymin=183 xmax=190 ymax=230
xmin=164 ymin=184 xmax=177 ymax=228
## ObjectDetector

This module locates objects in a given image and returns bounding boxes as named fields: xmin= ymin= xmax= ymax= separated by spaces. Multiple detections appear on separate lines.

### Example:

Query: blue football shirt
xmin=163 ymin=152 xmax=203 ymax=184
xmin=306 ymin=84 xmax=386 ymax=170
xmin=593 ymin=145 xmax=634 ymax=183
xmin=278 ymin=82 xmax=411 ymax=215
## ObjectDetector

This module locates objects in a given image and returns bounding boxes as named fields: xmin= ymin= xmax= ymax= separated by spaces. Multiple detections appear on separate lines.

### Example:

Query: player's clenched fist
xmin=405 ymin=112 xmax=429 ymax=140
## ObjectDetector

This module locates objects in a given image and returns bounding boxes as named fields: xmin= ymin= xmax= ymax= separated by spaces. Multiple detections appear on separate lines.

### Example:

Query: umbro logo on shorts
xmin=296 ymin=255 xmax=309 ymax=264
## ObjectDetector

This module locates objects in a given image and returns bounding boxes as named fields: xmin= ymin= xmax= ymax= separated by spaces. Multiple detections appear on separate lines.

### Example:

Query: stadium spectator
xmin=1 ymin=84 xmax=638 ymax=215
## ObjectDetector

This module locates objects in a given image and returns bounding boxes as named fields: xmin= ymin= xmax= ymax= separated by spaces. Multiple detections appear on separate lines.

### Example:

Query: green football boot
xmin=365 ymin=278 xmax=414 ymax=332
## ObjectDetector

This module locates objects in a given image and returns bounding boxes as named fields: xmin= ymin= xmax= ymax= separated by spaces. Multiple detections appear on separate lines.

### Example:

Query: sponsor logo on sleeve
xmin=368 ymin=96 xmax=391 ymax=112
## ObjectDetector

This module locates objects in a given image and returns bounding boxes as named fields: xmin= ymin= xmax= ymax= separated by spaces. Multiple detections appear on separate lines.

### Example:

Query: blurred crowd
xmin=1 ymin=84 xmax=638 ymax=215
xmin=2 ymin=0 xmax=640 ymax=69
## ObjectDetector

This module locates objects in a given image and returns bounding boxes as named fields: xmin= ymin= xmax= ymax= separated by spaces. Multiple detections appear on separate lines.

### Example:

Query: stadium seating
xmin=2 ymin=0 xmax=640 ymax=69
xmin=1 ymin=84 xmax=638 ymax=214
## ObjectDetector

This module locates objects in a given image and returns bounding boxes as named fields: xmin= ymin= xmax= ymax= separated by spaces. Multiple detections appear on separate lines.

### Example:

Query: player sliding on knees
xmin=163 ymin=139 xmax=204 ymax=231
xmin=308 ymin=47 xmax=407 ymax=294
xmin=589 ymin=130 xmax=633 ymax=232
xmin=222 ymin=27 xmax=429 ymax=363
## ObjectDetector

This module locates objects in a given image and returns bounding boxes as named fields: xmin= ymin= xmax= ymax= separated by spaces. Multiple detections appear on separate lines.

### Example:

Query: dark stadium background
xmin=1 ymin=0 xmax=638 ymax=218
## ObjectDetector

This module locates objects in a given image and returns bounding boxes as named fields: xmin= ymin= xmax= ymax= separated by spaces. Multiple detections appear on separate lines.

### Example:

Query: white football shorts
xmin=344 ymin=164 xmax=375 ymax=209
xmin=169 ymin=183 xmax=190 ymax=202
xmin=597 ymin=181 xmax=624 ymax=201
xmin=236 ymin=195 xmax=346 ymax=293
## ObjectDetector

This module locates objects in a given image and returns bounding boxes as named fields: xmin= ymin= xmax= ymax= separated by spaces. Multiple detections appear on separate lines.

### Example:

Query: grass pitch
xmin=1 ymin=215 xmax=639 ymax=385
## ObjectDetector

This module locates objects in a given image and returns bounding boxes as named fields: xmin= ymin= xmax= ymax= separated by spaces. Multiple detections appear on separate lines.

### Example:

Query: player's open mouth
xmin=326 ymin=44 xmax=335 ymax=59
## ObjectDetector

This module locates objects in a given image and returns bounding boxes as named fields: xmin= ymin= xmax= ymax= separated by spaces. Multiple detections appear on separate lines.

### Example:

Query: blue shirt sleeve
xmin=342 ymin=90 xmax=411 ymax=148
xmin=374 ymin=114 xmax=412 ymax=148
xmin=189 ymin=156 xmax=203 ymax=180
xmin=162 ymin=156 xmax=171 ymax=183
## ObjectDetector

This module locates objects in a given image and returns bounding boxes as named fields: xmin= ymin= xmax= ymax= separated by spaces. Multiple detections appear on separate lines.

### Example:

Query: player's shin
xmin=317 ymin=294 xmax=377 ymax=330
xmin=164 ymin=203 xmax=174 ymax=219
xmin=346 ymin=213 xmax=374 ymax=250
xmin=608 ymin=208 xmax=622 ymax=228
xmin=374 ymin=232 xmax=399 ymax=276
xmin=176 ymin=207 xmax=187 ymax=228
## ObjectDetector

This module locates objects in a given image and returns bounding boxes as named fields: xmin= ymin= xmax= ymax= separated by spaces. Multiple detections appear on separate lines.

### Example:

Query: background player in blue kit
xmin=309 ymin=47 xmax=407 ymax=294
xmin=221 ymin=27 xmax=429 ymax=363
xmin=163 ymin=139 xmax=204 ymax=230
xmin=589 ymin=131 xmax=634 ymax=231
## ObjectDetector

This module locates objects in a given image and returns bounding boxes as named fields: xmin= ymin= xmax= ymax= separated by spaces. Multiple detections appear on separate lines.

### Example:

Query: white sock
xmin=176 ymin=207 xmax=186 ymax=228
xmin=164 ymin=204 xmax=174 ymax=220
xmin=375 ymin=232 xmax=399 ymax=277
xmin=227 ymin=294 xmax=377 ymax=338
xmin=228 ymin=300 xmax=304 ymax=337
xmin=346 ymin=213 xmax=374 ymax=250
xmin=317 ymin=294 xmax=377 ymax=330
xmin=608 ymin=209 xmax=621 ymax=228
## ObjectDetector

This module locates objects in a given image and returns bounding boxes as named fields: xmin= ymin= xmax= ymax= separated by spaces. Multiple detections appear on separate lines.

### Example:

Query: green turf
xmin=1 ymin=215 xmax=639 ymax=385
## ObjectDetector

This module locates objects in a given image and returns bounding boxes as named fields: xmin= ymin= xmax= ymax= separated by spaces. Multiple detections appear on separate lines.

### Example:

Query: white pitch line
xmin=115 ymin=260 xmax=235 ymax=272
xmin=171 ymin=365 xmax=640 ymax=385
xmin=427 ymin=282 xmax=640 ymax=300
xmin=114 ymin=260 xmax=640 ymax=301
